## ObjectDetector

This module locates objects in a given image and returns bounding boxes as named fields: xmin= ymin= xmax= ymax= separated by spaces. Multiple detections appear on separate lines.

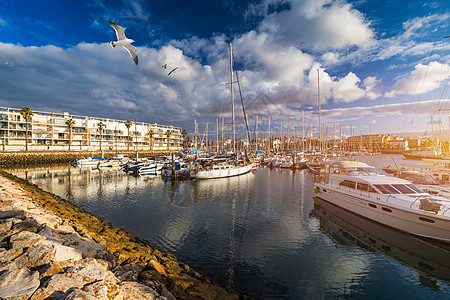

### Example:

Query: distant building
xmin=0 ymin=107 xmax=182 ymax=151
xmin=386 ymin=138 xmax=408 ymax=150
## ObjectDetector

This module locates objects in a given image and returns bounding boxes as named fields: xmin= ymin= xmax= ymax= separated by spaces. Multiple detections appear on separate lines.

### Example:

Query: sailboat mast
xmin=317 ymin=69 xmax=321 ymax=152
xmin=229 ymin=43 xmax=236 ymax=154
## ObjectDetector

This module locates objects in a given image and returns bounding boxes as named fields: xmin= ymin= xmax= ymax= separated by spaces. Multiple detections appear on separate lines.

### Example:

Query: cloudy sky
xmin=1 ymin=0 xmax=450 ymax=138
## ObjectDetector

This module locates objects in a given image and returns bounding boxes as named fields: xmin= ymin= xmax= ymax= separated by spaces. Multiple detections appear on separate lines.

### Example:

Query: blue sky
xmin=1 ymin=0 xmax=450 ymax=138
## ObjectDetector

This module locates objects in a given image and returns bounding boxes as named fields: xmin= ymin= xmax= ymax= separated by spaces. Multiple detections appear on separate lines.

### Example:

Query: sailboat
xmin=190 ymin=43 xmax=253 ymax=179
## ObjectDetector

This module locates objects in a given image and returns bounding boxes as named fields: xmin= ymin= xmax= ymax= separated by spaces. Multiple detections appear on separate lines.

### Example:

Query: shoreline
xmin=0 ymin=169 xmax=241 ymax=299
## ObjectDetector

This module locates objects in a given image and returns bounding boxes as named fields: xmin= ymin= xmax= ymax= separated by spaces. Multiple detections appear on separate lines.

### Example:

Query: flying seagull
xmin=168 ymin=66 xmax=178 ymax=76
xmin=162 ymin=64 xmax=167 ymax=69
xmin=108 ymin=20 xmax=138 ymax=65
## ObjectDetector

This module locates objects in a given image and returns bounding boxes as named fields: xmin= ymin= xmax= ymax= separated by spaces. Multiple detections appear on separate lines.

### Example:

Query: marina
xmin=8 ymin=154 xmax=450 ymax=299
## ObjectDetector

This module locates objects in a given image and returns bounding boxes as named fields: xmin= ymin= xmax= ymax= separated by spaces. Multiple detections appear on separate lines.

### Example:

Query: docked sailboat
xmin=190 ymin=43 xmax=252 ymax=180
xmin=314 ymin=160 xmax=450 ymax=243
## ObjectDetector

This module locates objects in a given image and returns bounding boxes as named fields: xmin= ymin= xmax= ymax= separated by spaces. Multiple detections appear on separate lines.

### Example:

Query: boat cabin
xmin=318 ymin=161 xmax=426 ymax=196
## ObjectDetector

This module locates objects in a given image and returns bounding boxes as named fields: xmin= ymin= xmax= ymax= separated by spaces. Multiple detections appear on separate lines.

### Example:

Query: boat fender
xmin=314 ymin=187 xmax=319 ymax=193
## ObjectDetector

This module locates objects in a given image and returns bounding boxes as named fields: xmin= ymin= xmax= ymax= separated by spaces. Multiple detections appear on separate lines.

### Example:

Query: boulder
xmin=96 ymin=250 xmax=120 ymax=270
xmin=64 ymin=288 xmax=99 ymax=299
xmin=0 ymin=210 xmax=25 ymax=220
xmin=12 ymin=218 xmax=40 ymax=232
xmin=9 ymin=231 xmax=45 ymax=249
xmin=147 ymin=259 xmax=167 ymax=275
xmin=0 ymin=267 xmax=40 ymax=300
xmin=80 ymin=279 xmax=124 ymax=300
xmin=14 ymin=244 xmax=55 ymax=268
xmin=62 ymin=232 xmax=107 ymax=258
xmin=31 ymin=260 xmax=110 ymax=300
xmin=53 ymin=243 xmax=83 ymax=262
xmin=119 ymin=281 xmax=159 ymax=300
xmin=0 ymin=220 xmax=13 ymax=235
xmin=0 ymin=247 xmax=23 ymax=263
xmin=113 ymin=264 xmax=144 ymax=282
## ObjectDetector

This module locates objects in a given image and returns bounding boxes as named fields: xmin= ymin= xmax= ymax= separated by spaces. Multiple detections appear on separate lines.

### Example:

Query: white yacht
xmin=190 ymin=158 xmax=252 ymax=179
xmin=314 ymin=160 xmax=450 ymax=243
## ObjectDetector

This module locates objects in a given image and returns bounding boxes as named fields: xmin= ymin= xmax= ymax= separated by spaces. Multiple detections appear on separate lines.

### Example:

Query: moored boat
xmin=313 ymin=160 xmax=450 ymax=243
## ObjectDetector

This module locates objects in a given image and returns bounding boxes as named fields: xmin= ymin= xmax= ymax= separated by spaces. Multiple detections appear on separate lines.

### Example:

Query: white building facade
xmin=0 ymin=107 xmax=183 ymax=151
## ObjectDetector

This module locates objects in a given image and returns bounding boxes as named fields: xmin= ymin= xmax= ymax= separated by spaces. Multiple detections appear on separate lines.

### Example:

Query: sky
xmin=1 ymin=0 xmax=450 ymax=139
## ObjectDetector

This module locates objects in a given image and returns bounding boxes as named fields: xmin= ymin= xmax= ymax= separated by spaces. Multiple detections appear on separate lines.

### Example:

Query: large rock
xmin=0 ymin=267 xmax=40 ymax=300
xmin=119 ymin=281 xmax=159 ymax=300
xmin=31 ymin=260 xmax=110 ymax=300
xmin=64 ymin=288 xmax=99 ymax=299
xmin=79 ymin=279 xmax=124 ymax=300
xmin=12 ymin=217 xmax=40 ymax=232
xmin=0 ymin=210 xmax=25 ymax=220
xmin=9 ymin=230 xmax=45 ymax=249
xmin=113 ymin=264 xmax=144 ymax=282
xmin=53 ymin=243 xmax=83 ymax=262
xmin=62 ymin=232 xmax=107 ymax=258
xmin=0 ymin=220 xmax=13 ymax=235
xmin=96 ymin=250 xmax=120 ymax=270
xmin=14 ymin=244 xmax=55 ymax=268
xmin=147 ymin=259 xmax=167 ymax=275
xmin=0 ymin=247 xmax=23 ymax=263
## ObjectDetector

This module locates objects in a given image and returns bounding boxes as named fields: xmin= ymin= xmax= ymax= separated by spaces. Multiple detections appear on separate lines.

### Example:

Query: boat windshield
xmin=374 ymin=183 xmax=424 ymax=194
xmin=344 ymin=167 xmax=384 ymax=176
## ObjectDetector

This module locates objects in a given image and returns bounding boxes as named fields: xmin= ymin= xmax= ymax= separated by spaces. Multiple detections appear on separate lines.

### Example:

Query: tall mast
xmin=302 ymin=109 xmax=305 ymax=151
xmin=255 ymin=115 xmax=258 ymax=153
xmin=229 ymin=43 xmax=236 ymax=154
xmin=216 ymin=118 xmax=219 ymax=153
xmin=317 ymin=69 xmax=321 ymax=152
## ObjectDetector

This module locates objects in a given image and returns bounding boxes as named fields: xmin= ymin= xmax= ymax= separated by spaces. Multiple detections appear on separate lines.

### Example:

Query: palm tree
xmin=20 ymin=107 xmax=33 ymax=151
xmin=125 ymin=120 xmax=132 ymax=151
xmin=181 ymin=129 xmax=188 ymax=148
xmin=165 ymin=130 xmax=172 ymax=151
xmin=147 ymin=129 xmax=154 ymax=151
xmin=97 ymin=122 xmax=105 ymax=151
xmin=65 ymin=119 xmax=75 ymax=151
xmin=186 ymin=136 xmax=191 ymax=148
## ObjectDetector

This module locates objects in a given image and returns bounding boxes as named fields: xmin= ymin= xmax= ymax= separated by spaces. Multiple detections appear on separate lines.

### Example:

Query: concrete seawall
xmin=0 ymin=170 xmax=241 ymax=299
xmin=0 ymin=151 xmax=171 ymax=167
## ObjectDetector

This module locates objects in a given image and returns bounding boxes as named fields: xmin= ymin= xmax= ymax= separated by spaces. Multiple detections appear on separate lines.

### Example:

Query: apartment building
xmin=0 ymin=107 xmax=183 ymax=151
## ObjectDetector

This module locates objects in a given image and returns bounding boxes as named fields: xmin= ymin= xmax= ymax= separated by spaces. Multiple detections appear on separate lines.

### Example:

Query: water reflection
xmin=312 ymin=197 xmax=450 ymax=285
xmin=8 ymin=164 xmax=450 ymax=299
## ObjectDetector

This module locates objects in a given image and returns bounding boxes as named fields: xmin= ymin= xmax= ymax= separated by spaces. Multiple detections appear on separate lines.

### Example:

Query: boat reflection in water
xmin=312 ymin=196 xmax=450 ymax=289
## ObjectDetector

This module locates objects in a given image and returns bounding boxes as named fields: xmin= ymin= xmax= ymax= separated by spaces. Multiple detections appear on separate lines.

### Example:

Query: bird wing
xmin=168 ymin=67 xmax=178 ymax=76
xmin=123 ymin=44 xmax=139 ymax=65
xmin=108 ymin=20 xmax=127 ymax=40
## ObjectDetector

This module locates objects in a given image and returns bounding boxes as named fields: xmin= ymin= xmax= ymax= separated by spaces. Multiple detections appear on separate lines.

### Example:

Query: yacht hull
xmin=315 ymin=184 xmax=450 ymax=243
xmin=192 ymin=165 xmax=252 ymax=179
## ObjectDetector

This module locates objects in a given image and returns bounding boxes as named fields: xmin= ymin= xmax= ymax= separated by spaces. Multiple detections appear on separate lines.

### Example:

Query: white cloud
xmin=257 ymin=0 xmax=375 ymax=50
xmin=332 ymin=72 xmax=366 ymax=103
xmin=386 ymin=61 xmax=450 ymax=97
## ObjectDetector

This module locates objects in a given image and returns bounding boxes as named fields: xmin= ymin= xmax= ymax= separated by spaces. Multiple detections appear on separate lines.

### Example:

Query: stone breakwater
xmin=0 ymin=171 xmax=241 ymax=300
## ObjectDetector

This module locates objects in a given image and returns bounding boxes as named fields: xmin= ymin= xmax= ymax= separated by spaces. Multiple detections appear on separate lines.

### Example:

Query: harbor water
xmin=9 ymin=155 xmax=450 ymax=299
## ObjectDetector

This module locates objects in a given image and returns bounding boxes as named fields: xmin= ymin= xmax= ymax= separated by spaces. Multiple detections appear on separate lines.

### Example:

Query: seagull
xmin=168 ymin=66 xmax=178 ymax=76
xmin=108 ymin=20 xmax=138 ymax=65
xmin=162 ymin=64 xmax=167 ymax=69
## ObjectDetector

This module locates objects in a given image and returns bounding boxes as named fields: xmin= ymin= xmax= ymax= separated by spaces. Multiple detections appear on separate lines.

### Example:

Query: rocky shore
xmin=0 ymin=171 xmax=241 ymax=299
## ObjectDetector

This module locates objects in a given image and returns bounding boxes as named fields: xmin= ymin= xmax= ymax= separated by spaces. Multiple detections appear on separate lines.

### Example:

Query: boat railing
xmin=409 ymin=196 xmax=421 ymax=208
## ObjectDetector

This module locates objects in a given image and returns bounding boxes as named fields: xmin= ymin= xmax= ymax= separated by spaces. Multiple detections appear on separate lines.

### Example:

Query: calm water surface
xmin=10 ymin=155 xmax=450 ymax=299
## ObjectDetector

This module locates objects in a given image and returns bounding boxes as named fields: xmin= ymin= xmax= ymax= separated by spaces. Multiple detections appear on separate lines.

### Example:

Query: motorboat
xmin=162 ymin=161 xmax=191 ymax=178
xmin=72 ymin=157 xmax=107 ymax=167
xmin=190 ymin=157 xmax=252 ymax=179
xmin=313 ymin=160 xmax=450 ymax=243
xmin=279 ymin=157 xmax=293 ymax=168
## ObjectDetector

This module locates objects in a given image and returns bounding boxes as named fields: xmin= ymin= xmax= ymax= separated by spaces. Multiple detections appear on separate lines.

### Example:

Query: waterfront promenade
xmin=0 ymin=169 xmax=239 ymax=299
